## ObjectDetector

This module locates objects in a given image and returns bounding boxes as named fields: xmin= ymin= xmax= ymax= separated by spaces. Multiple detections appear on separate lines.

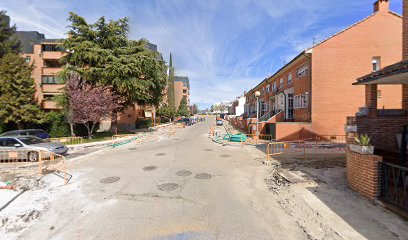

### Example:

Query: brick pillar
xmin=365 ymin=84 xmax=378 ymax=116
xmin=404 ymin=0 xmax=408 ymax=60
xmin=403 ymin=84 xmax=408 ymax=111
xmin=346 ymin=150 xmax=383 ymax=200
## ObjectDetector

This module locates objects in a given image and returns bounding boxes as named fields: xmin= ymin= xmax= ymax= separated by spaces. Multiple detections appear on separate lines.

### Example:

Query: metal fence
xmin=49 ymin=137 xmax=83 ymax=145
xmin=0 ymin=149 xmax=69 ymax=184
xmin=265 ymin=136 xmax=347 ymax=161
xmin=381 ymin=162 xmax=408 ymax=212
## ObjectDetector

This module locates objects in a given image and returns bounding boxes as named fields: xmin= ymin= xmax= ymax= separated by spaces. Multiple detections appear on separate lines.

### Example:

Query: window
xmin=42 ymin=44 xmax=64 ymax=52
xmin=183 ymin=89 xmax=187 ymax=94
xmin=272 ymin=82 xmax=277 ymax=92
xmin=43 ymin=94 xmax=57 ymax=100
xmin=377 ymin=90 xmax=382 ymax=99
xmin=42 ymin=76 xmax=63 ymax=84
xmin=288 ymin=73 xmax=293 ymax=84
xmin=297 ymin=65 xmax=308 ymax=78
xmin=24 ymin=57 xmax=31 ymax=64
xmin=372 ymin=57 xmax=381 ymax=72
xmin=266 ymin=84 xmax=270 ymax=93
xmin=279 ymin=78 xmax=284 ymax=88
xmin=294 ymin=93 xmax=309 ymax=109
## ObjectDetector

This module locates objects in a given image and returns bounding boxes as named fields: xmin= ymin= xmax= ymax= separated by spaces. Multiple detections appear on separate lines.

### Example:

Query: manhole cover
xmin=204 ymin=149 xmax=213 ymax=152
xmin=100 ymin=176 xmax=120 ymax=184
xmin=158 ymin=183 xmax=180 ymax=192
xmin=143 ymin=166 xmax=158 ymax=171
xmin=155 ymin=153 xmax=166 ymax=156
xmin=219 ymin=154 xmax=231 ymax=158
xmin=195 ymin=173 xmax=212 ymax=179
xmin=175 ymin=170 xmax=192 ymax=176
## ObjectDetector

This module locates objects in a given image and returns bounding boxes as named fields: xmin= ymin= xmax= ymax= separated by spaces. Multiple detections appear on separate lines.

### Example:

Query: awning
xmin=354 ymin=59 xmax=408 ymax=85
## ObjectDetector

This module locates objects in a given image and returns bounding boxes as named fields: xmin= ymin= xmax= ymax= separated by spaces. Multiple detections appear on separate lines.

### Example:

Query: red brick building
xmin=240 ymin=0 xmax=402 ymax=140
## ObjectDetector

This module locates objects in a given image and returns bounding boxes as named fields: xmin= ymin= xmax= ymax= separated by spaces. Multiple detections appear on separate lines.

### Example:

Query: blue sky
xmin=0 ymin=0 xmax=403 ymax=109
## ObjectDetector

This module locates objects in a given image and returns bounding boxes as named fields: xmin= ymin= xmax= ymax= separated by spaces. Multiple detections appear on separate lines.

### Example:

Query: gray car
xmin=0 ymin=136 xmax=68 ymax=162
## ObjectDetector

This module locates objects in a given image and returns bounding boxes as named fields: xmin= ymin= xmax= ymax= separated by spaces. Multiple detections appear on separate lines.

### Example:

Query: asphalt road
xmin=21 ymin=118 xmax=309 ymax=240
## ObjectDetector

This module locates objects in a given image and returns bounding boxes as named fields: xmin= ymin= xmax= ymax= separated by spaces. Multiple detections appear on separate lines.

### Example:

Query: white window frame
xmin=294 ymin=93 xmax=308 ymax=109
xmin=272 ymin=82 xmax=277 ymax=92
xmin=297 ymin=65 xmax=308 ymax=78
xmin=288 ymin=73 xmax=293 ymax=84
xmin=279 ymin=78 xmax=284 ymax=89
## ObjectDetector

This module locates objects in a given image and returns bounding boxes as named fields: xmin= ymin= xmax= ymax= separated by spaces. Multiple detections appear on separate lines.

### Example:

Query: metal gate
xmin=381 ymin=162 xmax=408 ymax=212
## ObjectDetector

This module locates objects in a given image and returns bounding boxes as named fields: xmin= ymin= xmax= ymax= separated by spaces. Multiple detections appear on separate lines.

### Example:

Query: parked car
xmin=216 ymin=120 xmax=224 ymax=126
xmin=1 ymin=129 xmax=50 ymax=139
xmin=179 ymin=118 xmax=193 ymax=126
xmin=0 ymin=136 xmax=68 ymax=161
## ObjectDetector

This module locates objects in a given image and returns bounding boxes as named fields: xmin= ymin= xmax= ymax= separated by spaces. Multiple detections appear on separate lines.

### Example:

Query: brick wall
xmin=404 ymin=0 xmax=408 ymax=60
xmin=353 ymin=115 xmax=407 ymax=151
xmin=346 ymin=150 xmax=383 ymax=200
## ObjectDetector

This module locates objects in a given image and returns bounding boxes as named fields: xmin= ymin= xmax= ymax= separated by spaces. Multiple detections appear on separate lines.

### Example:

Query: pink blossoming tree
xmin=67 ymin=74 xmax=120 ymax=139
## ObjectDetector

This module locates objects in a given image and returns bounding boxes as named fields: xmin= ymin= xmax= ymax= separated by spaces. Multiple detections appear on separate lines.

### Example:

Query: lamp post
xmin=255 ymin=91 xmax=261 ymax=140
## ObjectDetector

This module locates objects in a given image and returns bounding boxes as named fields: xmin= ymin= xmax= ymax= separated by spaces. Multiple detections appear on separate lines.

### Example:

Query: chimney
xmin=404 ymin=0 xmax=408 ymax=60
xmin=373 ymin=0 xmax=390 ymax=13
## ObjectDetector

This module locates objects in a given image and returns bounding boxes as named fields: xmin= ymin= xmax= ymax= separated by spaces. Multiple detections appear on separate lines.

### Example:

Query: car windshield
xmin=1 ymin=131 xmax=19 ymax=136
xmin=18 ymin=136 xmax=44 ymax=145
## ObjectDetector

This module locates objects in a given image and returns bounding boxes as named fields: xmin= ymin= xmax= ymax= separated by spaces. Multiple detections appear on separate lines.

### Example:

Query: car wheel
xmin=27 ymin=151 xmax=39 ymax=162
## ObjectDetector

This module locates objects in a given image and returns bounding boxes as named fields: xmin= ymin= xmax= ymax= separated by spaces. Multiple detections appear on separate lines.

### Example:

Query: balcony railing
xmin=260 ymin=110 xmax=283 ymax=122
xmin=41 ymin=51 xmax=65 ymax=60
xmin=42 ymin=67 xmax=62 ymax=75
xmin=42 ymin=100 xmax=58 ymax=109
xmin=41 ymin=84 xmax=64 ymax=93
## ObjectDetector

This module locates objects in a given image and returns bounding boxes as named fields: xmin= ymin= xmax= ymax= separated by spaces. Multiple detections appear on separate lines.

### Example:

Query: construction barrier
xmin=0 ymin=149 xmax=69 ymax=184
xmin=266 ymin=140 xmax=306 ymax=161
xmin=49 ymin=137 xmax=83 ymax=146
xmin=266 ymin=136 xmax=347 ymax=162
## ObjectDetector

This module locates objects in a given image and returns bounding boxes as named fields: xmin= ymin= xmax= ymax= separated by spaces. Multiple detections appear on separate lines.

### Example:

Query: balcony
xmin=42 ymin=84 xmax=64 ymax=93
xmin=42 ymin=67 xmax=62 ymax=75
xmin=41 ymin=51 xmax=65 ymax=60
xmin=42 ymin=100 xmax=58 ymax=110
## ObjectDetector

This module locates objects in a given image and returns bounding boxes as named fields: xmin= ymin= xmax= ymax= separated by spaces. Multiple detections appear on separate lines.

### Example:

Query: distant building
xmin=14 ymin=21 xmax=166 ymax=131
xmin=174 ymin=76 xmax=190 ymax=109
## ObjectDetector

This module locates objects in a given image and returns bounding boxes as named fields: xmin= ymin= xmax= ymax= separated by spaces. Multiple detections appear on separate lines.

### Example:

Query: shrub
xmin=48 ymin=112 xmax=71 ymax=138
xmin=135 ymin=119 xmax=152 ymax=129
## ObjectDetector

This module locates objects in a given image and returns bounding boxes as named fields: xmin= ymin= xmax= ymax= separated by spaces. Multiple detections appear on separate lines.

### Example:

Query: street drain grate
xmin=158 ymin=183 xmax=180 ymax=192
xmin=128 ymin=147 xmax=138 ymax=150
xmin=195 ymin=173 xmax=212 ymax=179
xmin=100 ymin=176 xmax=120 ymax=184
xmin=204 ymin=149 xmax=213 ymax=152
xmin=219 ymin=154 xmax=231 ymax=158
xmin=143 ymin=166 xmax=158 ymax=171
xmin=175 ymin=170 xmax=192 ymax=176
xmin=155 ymin=153 xmax=166 ymax=156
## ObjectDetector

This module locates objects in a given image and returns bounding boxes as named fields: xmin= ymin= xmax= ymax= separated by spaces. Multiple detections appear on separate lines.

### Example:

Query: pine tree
xmin=177 ymin=96 xmax=190 ymax=117
xmin=0 ymin=54 xmax=45 ymax=129
xmin=0 ymin=11 xmax=20 ymax=57
xmin=167 ymin=53 xmax=176 ymax=109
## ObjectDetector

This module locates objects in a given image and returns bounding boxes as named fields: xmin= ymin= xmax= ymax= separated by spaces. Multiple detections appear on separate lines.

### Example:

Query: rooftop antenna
xmin=313 ymin=37 xmax=318 ymax=46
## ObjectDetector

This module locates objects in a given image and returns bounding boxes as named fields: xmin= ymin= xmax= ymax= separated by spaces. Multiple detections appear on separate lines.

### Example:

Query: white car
xmin=0 ymin=136 xmax=68 ymax=162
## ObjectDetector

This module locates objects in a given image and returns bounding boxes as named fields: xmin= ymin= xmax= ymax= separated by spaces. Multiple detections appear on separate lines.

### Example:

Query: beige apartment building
xmin=174 ymin=76 xmax=190 ymax=110
xmin=16 ymin=31 xmax=65 ymax=110
xmin=15 ymin=29 xmax=166 ymax=131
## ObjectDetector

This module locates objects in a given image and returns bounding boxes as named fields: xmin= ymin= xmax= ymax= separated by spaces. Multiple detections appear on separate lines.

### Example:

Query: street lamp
xmin=255 ymin=91 xmax=261 ymax=140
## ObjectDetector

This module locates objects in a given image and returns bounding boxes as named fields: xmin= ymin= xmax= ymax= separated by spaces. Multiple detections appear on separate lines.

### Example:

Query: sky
xmin=0 ymin=0 xmax=403 ymax=109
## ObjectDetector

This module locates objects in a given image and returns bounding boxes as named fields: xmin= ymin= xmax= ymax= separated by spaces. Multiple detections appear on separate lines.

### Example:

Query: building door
xmin=287 ymin=94 xmax=294 ymax=120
